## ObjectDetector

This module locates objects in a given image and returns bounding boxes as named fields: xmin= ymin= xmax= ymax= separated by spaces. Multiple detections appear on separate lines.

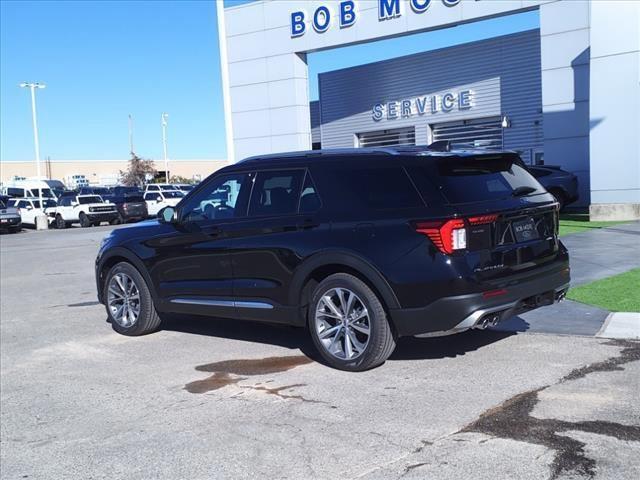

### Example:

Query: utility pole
xmin=161 ymin=113 xmax=169 ymax=183
xmin=19 ymin=82 xmax=46 ymax=209
xmin=128 ymin=114 xmax=134 ymax=155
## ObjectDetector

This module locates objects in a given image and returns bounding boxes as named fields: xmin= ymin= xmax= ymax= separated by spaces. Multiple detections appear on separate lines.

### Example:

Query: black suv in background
xmin=527 ymin=165 xmax=579 ymax=210
xmin=109 ymin=193 xmax=148 ymax=224
xmin=96 ymin=147 xmax=570 ymax=371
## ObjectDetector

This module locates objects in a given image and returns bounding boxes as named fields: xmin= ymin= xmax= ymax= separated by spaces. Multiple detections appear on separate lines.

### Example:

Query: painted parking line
xmin=597 ymin=312 xmax=640 ymax=340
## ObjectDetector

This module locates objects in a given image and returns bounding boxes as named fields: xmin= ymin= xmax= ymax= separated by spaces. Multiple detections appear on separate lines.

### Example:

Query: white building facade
xmin=218 ymin=0 xmax=640 ymax=220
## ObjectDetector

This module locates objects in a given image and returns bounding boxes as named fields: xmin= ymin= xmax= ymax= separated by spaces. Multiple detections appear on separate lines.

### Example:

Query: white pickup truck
xmin=50 ymin=194 xmax=118 ymax=228
xmin=143 ymin=190 xmax=184 ymax=217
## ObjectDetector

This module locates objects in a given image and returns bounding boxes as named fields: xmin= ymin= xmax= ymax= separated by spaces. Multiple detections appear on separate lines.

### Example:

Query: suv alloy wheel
xmin=104 ymin=262 xmax=162 ymax=336
xmin=308 ymin=273 xmax=396 ymax=371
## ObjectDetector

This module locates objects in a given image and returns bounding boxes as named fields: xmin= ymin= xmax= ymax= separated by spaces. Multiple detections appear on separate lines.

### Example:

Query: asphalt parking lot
xmin=1 ymin=226 xmax=639 ymax=480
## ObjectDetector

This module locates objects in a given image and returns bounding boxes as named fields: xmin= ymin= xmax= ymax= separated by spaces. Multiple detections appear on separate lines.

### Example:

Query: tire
xmin=55 ymin=214 xmax=66 ymax=229
xmin=110 ymin=214 xmax=123 ymax=225
xmin=549 ymin=189 xmax=566 ymax=211
xmin=308 ymin=273 xmax=396 ymax=371
xmin=79 ymin=212 xmax=91 ymax=228
xmin=92 ymin=221 xmax=101 ymax=227
xmin=104 ymin=262 xmax=162 ymax=336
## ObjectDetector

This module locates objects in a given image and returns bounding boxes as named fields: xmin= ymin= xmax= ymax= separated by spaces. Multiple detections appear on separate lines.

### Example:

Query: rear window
xmin=78 ymin=196 xmax=102 ymax=204
xmin=125 ymin=195 xmax=144 ymax=203
xmin=409 ymin=154 xmax=544 ymax=204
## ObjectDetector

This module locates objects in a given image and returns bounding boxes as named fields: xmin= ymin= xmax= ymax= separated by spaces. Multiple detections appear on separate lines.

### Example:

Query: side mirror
xmin=26 ymin=205 xmax=33 ymax=210
xmin=156 ymin=195 xmax=163 ymax=202
xmin=158 ymin=206 xmax=177 ymax=224
xmin=71 ymin=201 xmax=78 ymax=207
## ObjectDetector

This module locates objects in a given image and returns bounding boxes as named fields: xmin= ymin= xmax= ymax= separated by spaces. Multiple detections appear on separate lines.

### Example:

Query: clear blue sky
xmin=1 ymin=1 xmax=538 ymax=162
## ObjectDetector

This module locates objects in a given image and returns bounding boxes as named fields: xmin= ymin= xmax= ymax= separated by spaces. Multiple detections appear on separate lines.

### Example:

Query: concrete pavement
xmin=1 ymin=225 xmax=639 ymax=479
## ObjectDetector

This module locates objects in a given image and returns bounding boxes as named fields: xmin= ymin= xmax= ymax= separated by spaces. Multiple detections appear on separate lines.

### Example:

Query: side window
xmin=144 ymin=193 xmax=155 ymax=201
xmin=248 ymin=170 xmax=305 ymax=217
xmin=299 ymin=172 xmax=321 ymax=214
xmin=181 ymin=173 xmax=249 ymax=222
xmin=347 ymin=167 xmax=423 ymax=210
xmin=147 ymin=185 xmax=158 ymax=192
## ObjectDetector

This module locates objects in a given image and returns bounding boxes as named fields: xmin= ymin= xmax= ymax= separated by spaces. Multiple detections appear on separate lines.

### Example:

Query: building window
xmin=356 ymin=127 xmax=415 ymax=148
xmin=431 ymin=116 xmax=503 ymax=149
xmin=534 ymin=150 xmax=544 ymax=165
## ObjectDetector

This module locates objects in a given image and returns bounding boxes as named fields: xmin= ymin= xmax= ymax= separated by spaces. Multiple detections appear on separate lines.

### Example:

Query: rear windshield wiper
xmin=512 ymin=186 xmax=538 ymax=197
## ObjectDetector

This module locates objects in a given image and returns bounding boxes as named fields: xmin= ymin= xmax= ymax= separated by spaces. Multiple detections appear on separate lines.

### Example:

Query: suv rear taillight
xmin=414 ymin=215 xmax=497 ymax=255
xmin=415 ymin=219 xmax=466 ymax=254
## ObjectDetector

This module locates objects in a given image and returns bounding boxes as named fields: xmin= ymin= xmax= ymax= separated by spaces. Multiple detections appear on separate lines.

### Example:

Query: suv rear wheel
xmin=104 ymin=262 xmax=162 ymax=336
xmin=308 ymin=273 xmax=396 ymax=371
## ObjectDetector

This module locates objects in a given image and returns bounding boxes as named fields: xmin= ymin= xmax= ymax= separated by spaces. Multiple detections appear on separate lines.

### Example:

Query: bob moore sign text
xmin=291 ymin=0 xmax=462 ymax=37
xmin=372 ymin=89 xmax=474 ymax=121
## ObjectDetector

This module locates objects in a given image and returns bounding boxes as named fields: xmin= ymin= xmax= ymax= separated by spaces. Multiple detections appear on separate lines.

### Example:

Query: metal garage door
xmin=431 ymin=117 xmax=503 ymax=149
xmin=357 ymin=127 xmax=416 ymax=148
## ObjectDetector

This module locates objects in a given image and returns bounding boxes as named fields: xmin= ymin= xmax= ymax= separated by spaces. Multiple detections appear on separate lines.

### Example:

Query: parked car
xmin=145 ymin=183 xmax=178 ymax=193
xmin=527 ymin=165 xmax=578 ymax=210
xmin=78 ymin=186 xmax=113 ymax=198
xmin=110 ymin=193 xmax=148 ymax=224
xmin=143 ymin=190 xmax=184 ymax=217
xmin=110 ymin=186 xmax=142 ymax=197
xmin=51 ymin=194 xmax=118 ymax=228
xmin=1 ymin=180 xmax=57 ymax=201
xmin=175 ymin=183 xmax=196 ymax=193
xmin=96 ymin=147 xmax=570 ymax=371
xmin=0 ymin=195 xmax=21 ymax=233
xmin=7 ymin=198 xmax=57 ymax=227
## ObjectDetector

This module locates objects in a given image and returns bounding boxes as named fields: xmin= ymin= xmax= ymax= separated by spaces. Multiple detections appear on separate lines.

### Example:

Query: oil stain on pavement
xmin=184 ymin=355 xmax=313 ymax=395
xmin=462 ymin=340 xmax=640 ymax=479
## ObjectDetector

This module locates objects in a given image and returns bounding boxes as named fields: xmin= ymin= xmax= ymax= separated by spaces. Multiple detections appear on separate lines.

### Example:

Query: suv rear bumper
xmin=390 ymin=260 xmax=571 ymax=337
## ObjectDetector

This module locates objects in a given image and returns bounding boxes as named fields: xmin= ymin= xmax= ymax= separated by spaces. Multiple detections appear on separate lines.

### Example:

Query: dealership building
xmin=218 ymin=0 xmax=640 ymax=220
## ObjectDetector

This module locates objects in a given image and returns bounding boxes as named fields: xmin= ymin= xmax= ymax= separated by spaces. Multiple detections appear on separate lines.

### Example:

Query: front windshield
xmin=163 ymin=191 xmax=184 ymax=199
xmin=78 ymin=196 xmax=103 ymax=204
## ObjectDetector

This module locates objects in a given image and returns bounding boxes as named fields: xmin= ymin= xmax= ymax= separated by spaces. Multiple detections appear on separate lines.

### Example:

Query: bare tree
xmin=120 ymin=153 xmax=156 ymax=187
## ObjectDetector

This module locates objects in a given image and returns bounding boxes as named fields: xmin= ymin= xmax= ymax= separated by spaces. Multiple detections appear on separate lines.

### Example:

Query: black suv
xmin=110 ymin=193 xmax=148 ymax=224
xmin=95 ymin=147 xmax=570 ymax=371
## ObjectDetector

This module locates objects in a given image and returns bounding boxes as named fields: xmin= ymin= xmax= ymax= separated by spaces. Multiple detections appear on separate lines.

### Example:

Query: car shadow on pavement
xmin=159 ymin=314 xmax=517 ymax=364
xmin=390 ymin=329 xmax=516 ymax=361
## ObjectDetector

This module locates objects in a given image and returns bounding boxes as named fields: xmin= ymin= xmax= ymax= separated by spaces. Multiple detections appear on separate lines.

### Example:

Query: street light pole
xmin=20 ymin=81 xmax=46 ymax=210
xmin=161 ymin=113 xmax=169 ymax=183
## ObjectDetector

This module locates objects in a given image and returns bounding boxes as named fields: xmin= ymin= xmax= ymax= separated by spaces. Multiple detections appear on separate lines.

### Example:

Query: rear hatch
xmin=407 ymin=152 xmax=560 ymax=279
xmin=123 ymin=195 xmax=147 ymax=216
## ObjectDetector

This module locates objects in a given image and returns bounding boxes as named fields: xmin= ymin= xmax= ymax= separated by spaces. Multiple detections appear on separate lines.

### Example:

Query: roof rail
xmin=426 ymin=140 xmax=451 ymax=152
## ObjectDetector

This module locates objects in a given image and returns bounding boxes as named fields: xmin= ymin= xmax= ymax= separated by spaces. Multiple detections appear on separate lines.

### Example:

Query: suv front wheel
xmin=104 ymin=262 xmax=162 ymax=336
xmin=308 ymin=273 xmax=396 ymax=371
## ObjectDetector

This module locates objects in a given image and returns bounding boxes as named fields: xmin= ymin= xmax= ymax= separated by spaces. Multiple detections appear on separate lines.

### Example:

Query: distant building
xmin=0 ymin=159 xmax=227 ymax=186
